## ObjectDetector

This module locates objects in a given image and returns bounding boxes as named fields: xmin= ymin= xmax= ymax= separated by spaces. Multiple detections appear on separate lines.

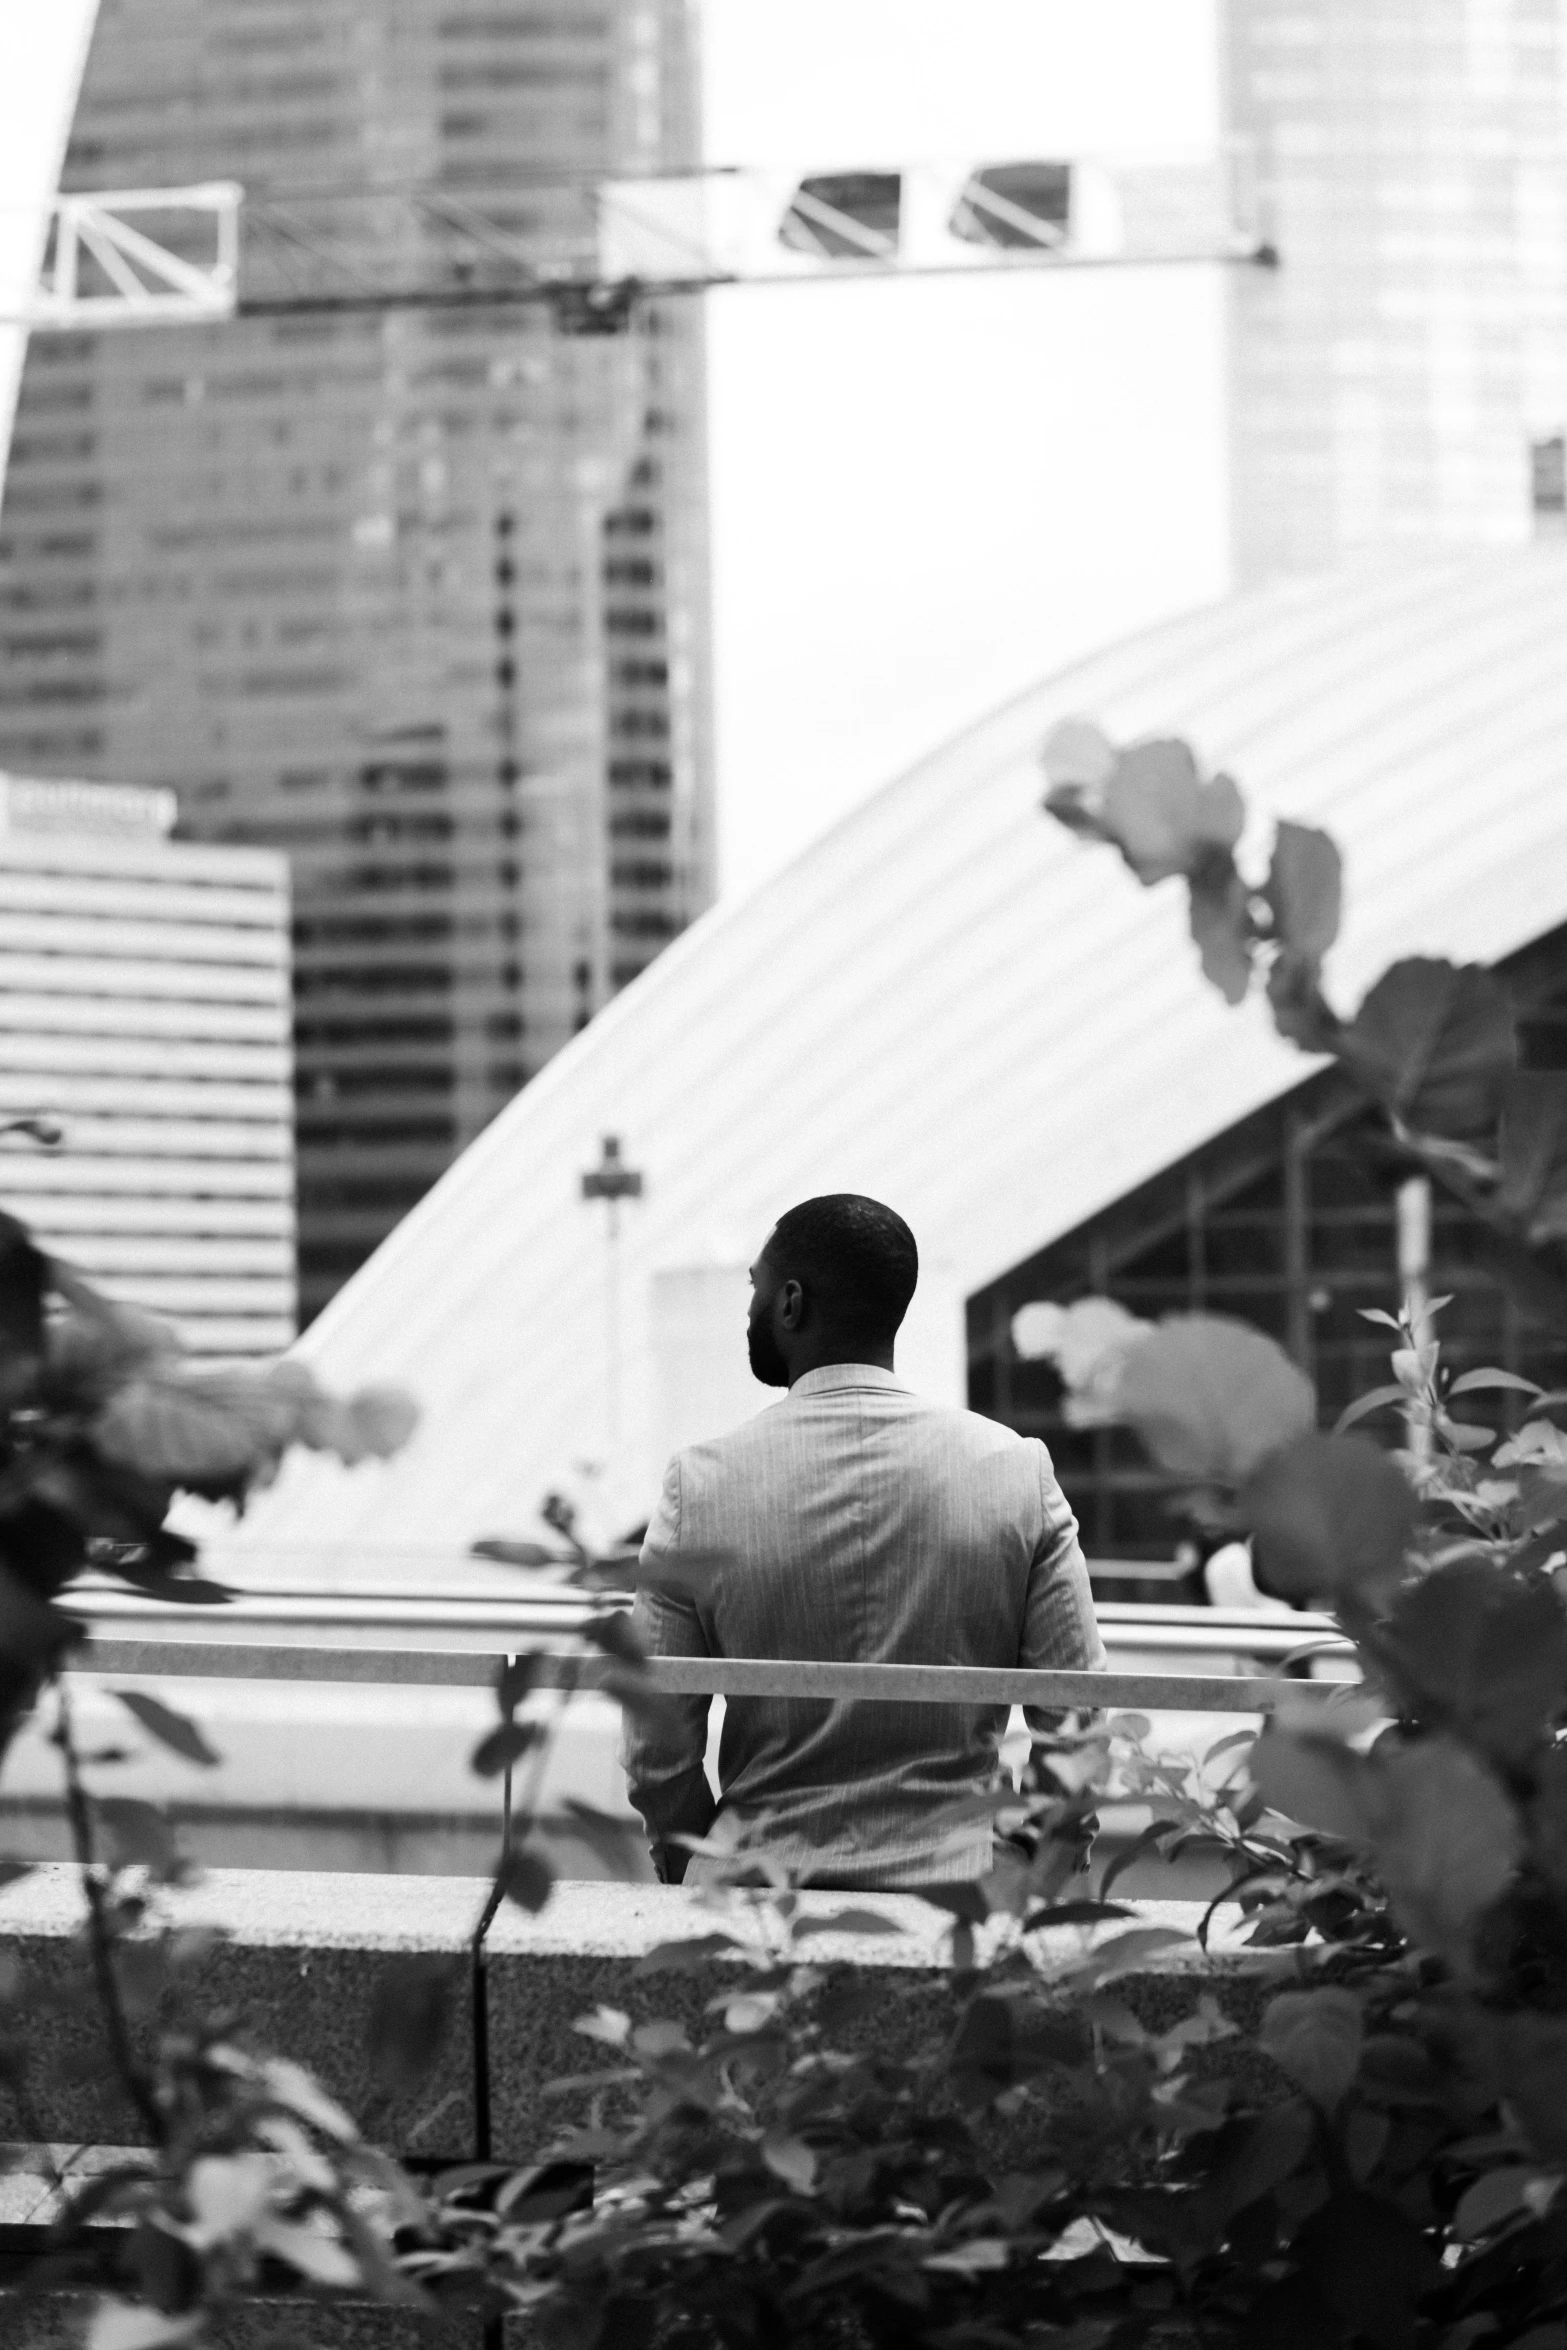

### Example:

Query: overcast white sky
xmin=0 ymin=1 xmax=1228 ymax=901
xmin=701 ymin=0 xmax=1230 ymax=896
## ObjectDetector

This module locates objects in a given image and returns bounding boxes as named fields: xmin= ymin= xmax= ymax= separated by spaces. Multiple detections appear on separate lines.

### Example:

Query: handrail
xmin=71 ymin=1636 xmax=1349 ymax=1714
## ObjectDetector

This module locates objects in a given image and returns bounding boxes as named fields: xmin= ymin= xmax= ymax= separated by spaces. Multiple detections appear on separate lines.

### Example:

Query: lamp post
xmin=581 ymin=1134 xmax=644 ymax=1477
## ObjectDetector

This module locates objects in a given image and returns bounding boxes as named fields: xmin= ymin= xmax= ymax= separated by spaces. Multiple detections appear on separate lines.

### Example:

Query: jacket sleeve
xmin=1020 ymin=1445 xmax=1106 ymax=1741
xmin=620 ymin=1453 xmax=716 ymax=1883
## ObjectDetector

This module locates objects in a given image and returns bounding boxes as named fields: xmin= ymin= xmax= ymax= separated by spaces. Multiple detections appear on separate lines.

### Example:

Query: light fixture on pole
xmin=581 ymin=1134 xmax=644 ymax=1479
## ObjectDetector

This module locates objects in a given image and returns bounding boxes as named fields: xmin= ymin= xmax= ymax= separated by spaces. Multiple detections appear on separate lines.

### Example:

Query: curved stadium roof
xmin=235 ymin=551 xmax=1567 ymax=1559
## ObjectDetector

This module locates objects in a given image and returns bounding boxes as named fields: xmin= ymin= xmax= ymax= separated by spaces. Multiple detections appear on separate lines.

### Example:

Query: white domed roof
xmin=237 ymin=551 xmax=1567 ymax=1558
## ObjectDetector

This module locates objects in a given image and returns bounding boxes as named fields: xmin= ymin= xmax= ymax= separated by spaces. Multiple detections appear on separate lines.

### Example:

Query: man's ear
xmin=779 ymin=1277 xmax=805 ymax=1331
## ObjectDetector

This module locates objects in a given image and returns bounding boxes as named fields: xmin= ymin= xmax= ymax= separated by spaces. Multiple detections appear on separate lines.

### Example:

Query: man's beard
xmin=747 ymin=1318 xmax=790 ymax=1387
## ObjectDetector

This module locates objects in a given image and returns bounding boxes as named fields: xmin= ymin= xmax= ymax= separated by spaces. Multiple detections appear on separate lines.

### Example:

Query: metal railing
xmin=70 ymin=1635 xmax=1348 ymax=1716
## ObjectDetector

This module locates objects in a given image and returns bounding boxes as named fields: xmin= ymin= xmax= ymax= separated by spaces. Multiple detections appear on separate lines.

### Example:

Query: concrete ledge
xmin=0 ymin=1869 xmax=1292 ymax=2164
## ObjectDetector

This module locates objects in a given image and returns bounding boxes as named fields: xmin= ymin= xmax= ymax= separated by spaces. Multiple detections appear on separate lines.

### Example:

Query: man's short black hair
xmin=766 ymin=1194 xmax=919 ymax=1341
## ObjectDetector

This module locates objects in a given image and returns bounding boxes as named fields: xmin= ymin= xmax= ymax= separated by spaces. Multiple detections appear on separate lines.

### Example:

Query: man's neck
xmin=785 ymin=1339 xmax=895 ymax=1384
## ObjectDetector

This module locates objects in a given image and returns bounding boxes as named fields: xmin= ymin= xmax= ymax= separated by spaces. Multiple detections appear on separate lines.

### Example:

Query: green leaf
xmin=367 ymin=1953 xmax=458 ymax=2097
xmin=111 ymin=1689 xmax=219 ymax=1769
xmin=470 ymin=1719 xmax=543 ymax=1778
xmin=1241 ymin=1430 xmax=1415 ymax=1606
xmin=91 ymin=1367 xmax=301 ymax=1501
xmin=1498 ymin=1071 xmax=1567 ymax=1243
xmin=1260 ymin=1988 xmax=1363 ymax=2110
xmin=1340 ymin=957 xmax=1517 ymax=1140
xmin=495 ymin=1653 xmax=545 ymax=1717
xmin=1381 ymin=1560 xmax=1567 ymax=1761
xmin=1116 ymin=1312 xmax=1316 ymax=1482
xmin=1265 ymin=821 xmax=1342 ymax=961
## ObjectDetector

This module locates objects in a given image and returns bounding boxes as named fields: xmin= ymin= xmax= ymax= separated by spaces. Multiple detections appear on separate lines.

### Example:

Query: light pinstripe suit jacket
xmin=624 ymin=1363 xmax=1105 ymax=1889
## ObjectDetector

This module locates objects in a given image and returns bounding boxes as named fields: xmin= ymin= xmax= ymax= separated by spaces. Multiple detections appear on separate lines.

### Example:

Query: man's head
xmin=746 ymin=1194 xmax=919 ymax=1388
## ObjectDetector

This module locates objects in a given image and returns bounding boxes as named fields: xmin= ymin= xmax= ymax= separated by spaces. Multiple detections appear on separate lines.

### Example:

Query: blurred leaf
xmin=1265 ymin=821 xmax=1342 ymax=962
xmin=1340 ymin=958 xmax=1516 ymax=1140
xmin=1498 ymin=1071 xmax=1567 ymax=1242
xmin=95 ymin=1796 xmax=184 ymax=1880
xmin=636 ymin=1932 xmax=745 ymax=1975
xmin=761 ymin=2129 xmax=818 ymax=2193
xmin=472 ymin=1539 xmax=563 ymax=1569
xmin=110 ymin=1689 xmax=219 ymax=1768
xmin=1261 ymin=1989 xmax=1363 ymax=2110
xmin=1242 ymin=1432 xmax=1415 ymax=1606
xmin=1188 ymin=856 xmax=1254 ymax=1004
xmin=471 ymin=1719 xmax=543 ymax=1778
xmin=0 ymin=1564 xmax=81 ymax=1673
xmin=1295 ymin=2190 xmax=1442 ymax=2346
xmin=583 ymin=1608 xmax=647 ymax=1662
xmin=86 ymin=2303 xmax=201 ymax=2350
xmin=1381 ymin=1560 xmax=1567 ymax=1761
xmin=367 ymin=1953 xmax=459 ymax=2097
xmin=1370 ymin=1735 xmax=1520 ymax=1967
xmin=1106 ymin=739 xmax=1243 ymax=883
xmin=791 ymin=1908 xmax=907 ymax=1939
xmin=1267 ymin=947 xmax=1342 ymax=1051
xmin=1071 ymin=1926 xmax=1190 ymax=1989
xmin=1117 ymin=1313 xmax=1316 ymax=1483
xmin=1040 ymin=715 xmax=1117 ymax=791
xmin=496 ymin=1653 xmax=545 ymax=1717
xmin=1454 ymin=2166 xmax=1544 ymax=2241
xmin=1496 ymin=2016 xmax=1567 ymax=2158
xmin=555 ymin=1798 xmax=648 ymax=1876
xmin=1252 ymin=1729 xmax=1367 ymax=1842
xmin=260 ymin=2055 xmax=357 ymax=2143
xmin=498 ymin=1845 xmax=554 ymax=1914
xmin=256 ymin=2217 xmax=360 ymax=2288
xmin=92 ymin=1368 xmax=300 ymax=1500
xmin=0 ymin=1213 xmax=47 ymax=1411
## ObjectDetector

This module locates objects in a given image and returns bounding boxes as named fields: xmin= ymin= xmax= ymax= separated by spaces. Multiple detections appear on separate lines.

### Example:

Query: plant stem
xmin=55 ymin=1683 xmax=165 ymax=2147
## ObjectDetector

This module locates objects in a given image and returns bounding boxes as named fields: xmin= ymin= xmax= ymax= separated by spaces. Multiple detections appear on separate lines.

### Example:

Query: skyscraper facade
xmin=0 ymin=774 xmax=294 ymax=1359
xmin=0 ymin=0 xmax=713 ymax=1321
xmin=1224 ymin=0 xmax=1567 ymax=581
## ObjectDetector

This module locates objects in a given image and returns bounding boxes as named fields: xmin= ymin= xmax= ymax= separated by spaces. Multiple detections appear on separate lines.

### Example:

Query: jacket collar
xmin=789 ymin=1363 xmax=906 ymax=1397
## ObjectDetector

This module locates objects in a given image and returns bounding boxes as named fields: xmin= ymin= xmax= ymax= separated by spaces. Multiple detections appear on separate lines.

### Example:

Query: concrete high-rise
xmin=1225 ymin=0 xmax=1567 ymax=581
xmin=0 ymin=0 xmax=713 ymax=1322
xmin=0 ymin=774 xmax=293 ymax=1358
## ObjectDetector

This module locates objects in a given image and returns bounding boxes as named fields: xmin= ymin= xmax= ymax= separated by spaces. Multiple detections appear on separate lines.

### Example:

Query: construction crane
xmin=9 ymin=155 xmax=1275 ymax=336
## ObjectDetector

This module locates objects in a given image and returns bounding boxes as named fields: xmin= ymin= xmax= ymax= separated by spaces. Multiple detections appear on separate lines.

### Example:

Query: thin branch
xmin=55 ymin=1684 xmax=164 ymax=2147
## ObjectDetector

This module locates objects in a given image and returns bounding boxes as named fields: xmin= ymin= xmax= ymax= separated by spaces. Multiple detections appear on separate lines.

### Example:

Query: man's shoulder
xmin=675 ymin=1392 xmax=1045 ymax=1472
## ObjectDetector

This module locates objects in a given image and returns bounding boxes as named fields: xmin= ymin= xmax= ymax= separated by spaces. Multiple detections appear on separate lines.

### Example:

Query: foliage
xmin=1040 ymin=717 xmax=1567 ymax=1315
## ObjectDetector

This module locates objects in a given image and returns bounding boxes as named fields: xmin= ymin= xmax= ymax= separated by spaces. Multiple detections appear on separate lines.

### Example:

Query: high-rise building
xmin=0 ymin=0 xmax=713 ymax=1321
xmin=1224 ymin=0 xmax=1567 ymax=581
xmin=0 ymin=773 xmax=294 ymax=1358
